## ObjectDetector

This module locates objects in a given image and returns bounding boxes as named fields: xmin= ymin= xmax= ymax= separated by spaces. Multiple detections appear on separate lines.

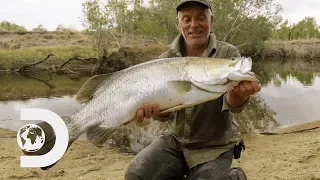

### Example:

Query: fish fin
xmin=159 ymin=104 xmax=193 ymax=114
xmin=167 ymin=81 xmax=192 ymax=94
xmin=76 ymin=73 xmax=113 ymax=104
xmin=202 ymin=78 xmax=227 ymax=85
xmin=190 ymin=77 xmax=232 ymax=93
xmin=85 ymin=125 xmax=119 ymax=146
xmin=183 ymin=89 xmax=224 ymax=105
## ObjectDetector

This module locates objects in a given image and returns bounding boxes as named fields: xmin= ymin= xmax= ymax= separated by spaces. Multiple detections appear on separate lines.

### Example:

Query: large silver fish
xmin=28 ymin=57 xmax=259 ymax=169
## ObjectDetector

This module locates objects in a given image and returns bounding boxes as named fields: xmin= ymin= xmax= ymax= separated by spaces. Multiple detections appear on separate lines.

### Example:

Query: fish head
xmin=204 ymin=57 xmax=259 ymax=84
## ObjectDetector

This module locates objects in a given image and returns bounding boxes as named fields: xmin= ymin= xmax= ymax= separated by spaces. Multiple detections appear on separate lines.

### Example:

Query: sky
xmin=0 ymin=0 xmax=319 ymax=31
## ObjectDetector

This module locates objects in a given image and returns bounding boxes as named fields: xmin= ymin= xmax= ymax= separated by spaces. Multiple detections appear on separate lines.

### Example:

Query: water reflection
xmin=0 ymin=95 xmax=84 ymax=132
xmin=252 ymin=59 xmax=320 ymax=128
xmin=0 ymin=72 xmax=89 ymax=101
xmin=0 ymin=72 xmax=88 ymax=137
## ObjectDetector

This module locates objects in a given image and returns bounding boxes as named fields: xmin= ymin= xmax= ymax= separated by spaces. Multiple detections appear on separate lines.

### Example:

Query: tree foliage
xmin=82 ymin=0 xmax=283 ymax=52
xmin=55 ymin=24 xmax=77 ymax=32
xmin=273 ymin=17 xmax=320 ymax=40
xmin=32 ymin=24 xmax=47 ymax=32
xmin=0 ymin=21 xmax=27 ymax=32
xmin=82 ymin=0 xmax=112 ymax=60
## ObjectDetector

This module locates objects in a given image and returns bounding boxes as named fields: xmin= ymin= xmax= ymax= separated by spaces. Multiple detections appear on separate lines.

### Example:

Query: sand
xmin=1 ymin=121 xmax=320 ymax=180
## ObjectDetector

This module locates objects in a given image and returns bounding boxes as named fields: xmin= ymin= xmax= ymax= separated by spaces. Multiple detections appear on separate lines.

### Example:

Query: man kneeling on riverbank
xmin=125 ymin=0 xmax=261 ymax=179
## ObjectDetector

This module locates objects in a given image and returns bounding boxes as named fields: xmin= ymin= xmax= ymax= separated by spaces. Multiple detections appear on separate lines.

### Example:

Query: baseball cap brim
xmin=176 ymin=0 xmax=212 ymax=11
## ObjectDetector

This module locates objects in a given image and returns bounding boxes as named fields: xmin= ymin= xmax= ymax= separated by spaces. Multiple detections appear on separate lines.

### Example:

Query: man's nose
xmin=190 ymin=18 xmax=199 ymax=28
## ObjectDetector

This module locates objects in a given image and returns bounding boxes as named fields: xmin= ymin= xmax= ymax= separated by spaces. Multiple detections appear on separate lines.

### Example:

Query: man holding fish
xmin=125 ymin=0 xmax=261 ymax=179
xmin=21 ymin=0 xmax=261 ymax=179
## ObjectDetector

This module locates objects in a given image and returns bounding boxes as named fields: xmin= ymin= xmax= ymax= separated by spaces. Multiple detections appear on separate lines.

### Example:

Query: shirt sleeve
xmin=221 ymin=93 xmax=250 ymax=113
xmin=153 ymin=112 xmax=176 ymax=122
xmin=228 ymin=45 xmax=241 ymax=58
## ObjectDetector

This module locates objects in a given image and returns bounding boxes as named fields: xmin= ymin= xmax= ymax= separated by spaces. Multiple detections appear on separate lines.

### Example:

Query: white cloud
xmin=0 ymin=0 xmax=84 ymax=30
xmin=276 ymin=0 xmax=320 ymax=24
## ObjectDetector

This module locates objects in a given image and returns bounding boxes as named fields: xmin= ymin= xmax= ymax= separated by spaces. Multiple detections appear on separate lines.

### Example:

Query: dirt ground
xmin=1 ymin=121 xmax=320 ymax=180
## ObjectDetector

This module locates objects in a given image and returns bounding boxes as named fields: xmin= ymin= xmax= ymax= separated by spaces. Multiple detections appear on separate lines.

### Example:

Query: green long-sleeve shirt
xmin=154 ymin=33 xmax=249 ymax=168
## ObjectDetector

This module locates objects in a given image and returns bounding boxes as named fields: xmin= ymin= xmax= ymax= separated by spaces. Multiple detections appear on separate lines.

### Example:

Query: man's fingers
xmin=243 ymin=81 xmax=253 ymax=93
xmin=252 ymin=82 xmax=262 ymax=92
xmin=152 ymin=104 xmax=160 ymax=116
xmin=239 ymin=82 xmax=247 ymax=92
xmin=136 ymin=109 xmax=144 ymax=122
xmin=232 ymin=86 xmax=240 ymax=93
xmin=144 ymin=104 xmax=152 ymax=118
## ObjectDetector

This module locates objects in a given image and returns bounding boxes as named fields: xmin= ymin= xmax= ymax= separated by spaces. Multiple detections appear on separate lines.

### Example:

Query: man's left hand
xmin=227 ymin=81 xmax=261 ymax=107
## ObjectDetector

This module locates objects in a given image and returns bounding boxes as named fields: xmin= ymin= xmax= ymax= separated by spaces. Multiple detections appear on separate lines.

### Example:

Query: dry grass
xmin=0 ymin=46 xmax=96 ymax=69
xmin=0 ymin=31 xmax=97 ymax=70
xmin=0 ymin=31 xmax=93 ymax=50
xmin=263 ymin=39 xmax=320 ymax=59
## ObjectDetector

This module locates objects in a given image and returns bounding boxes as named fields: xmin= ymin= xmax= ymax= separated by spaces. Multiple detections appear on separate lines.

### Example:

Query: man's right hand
xmin=136 ymin=104 xmax=161 ymax=122
xmin=123 ymin=104 xmax=171 ymax=126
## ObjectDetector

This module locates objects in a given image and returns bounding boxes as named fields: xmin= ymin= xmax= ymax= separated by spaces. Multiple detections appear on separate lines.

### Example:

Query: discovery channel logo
xmin=16 ymin=108 xmax=69 ymax=168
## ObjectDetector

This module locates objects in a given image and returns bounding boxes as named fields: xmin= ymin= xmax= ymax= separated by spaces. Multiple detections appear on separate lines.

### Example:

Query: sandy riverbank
xmin=1 ymin=121 xmax=320 ymax=180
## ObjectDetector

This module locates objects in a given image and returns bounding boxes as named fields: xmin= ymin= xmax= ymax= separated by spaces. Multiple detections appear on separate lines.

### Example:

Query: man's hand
xmin=124 ymin=104 xmax=163 ymax=126
xmin=136 ymin=104 xmax=160 ymax=122
xmin=227 ymin=81 xmax=261 ymax=107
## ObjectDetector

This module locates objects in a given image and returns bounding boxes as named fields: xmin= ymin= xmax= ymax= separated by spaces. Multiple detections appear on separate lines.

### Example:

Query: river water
xmin=1 ymin=59 xmax=319 ymax=152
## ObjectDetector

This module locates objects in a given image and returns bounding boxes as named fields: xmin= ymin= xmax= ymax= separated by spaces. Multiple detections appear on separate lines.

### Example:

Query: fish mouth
xmin=248 ymin=72 xmax=261 ymax=81
xmin=226 ymin=71 xmax=260 ymax=82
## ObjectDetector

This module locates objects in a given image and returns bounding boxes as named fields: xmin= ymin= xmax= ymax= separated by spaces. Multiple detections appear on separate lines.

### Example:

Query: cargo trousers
xmin=125 ymin=135 xmax=247 ymax=180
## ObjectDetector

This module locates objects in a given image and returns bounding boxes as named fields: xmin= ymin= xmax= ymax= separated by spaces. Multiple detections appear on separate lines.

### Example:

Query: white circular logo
xmin=17 ymin=124 xmax=45 ymax=152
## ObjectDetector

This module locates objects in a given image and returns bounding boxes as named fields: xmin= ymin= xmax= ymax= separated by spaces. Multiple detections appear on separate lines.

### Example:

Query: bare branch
xmin=16 ymin=53 xmax=55 ymax=72
xmin=110 ymin=31 xmax=121 ymax=48
xmin=59 ymin=56 xmax=97 ymax=69
xmin=223 ymin=0 xmax=250 ymax=41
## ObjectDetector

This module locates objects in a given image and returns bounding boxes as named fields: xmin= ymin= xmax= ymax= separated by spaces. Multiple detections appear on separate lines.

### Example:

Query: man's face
xmin=178 ymin=4 xmax=213 ymax=47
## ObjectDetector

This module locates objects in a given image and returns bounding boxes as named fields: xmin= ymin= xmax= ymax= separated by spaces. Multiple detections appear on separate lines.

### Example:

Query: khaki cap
xmin=176 ymin=0 xmax=212 ymax=11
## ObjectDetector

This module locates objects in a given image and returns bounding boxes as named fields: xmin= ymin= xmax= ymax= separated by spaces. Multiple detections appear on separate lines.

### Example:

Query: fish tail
xmin=85 ymin=125 xmax=119 ymax=146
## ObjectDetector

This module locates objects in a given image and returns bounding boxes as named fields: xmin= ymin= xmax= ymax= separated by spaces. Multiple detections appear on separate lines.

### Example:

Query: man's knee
xmin=125 ymin=169 xmax=143 ymax=180
xmin=124 ymin=135 xmax=186 ymax=180
xmin=124 ymin=136 xmax=168 ymax=179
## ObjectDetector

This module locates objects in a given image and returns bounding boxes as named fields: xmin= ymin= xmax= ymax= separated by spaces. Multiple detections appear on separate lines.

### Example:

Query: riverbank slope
xmin=1 ymin=31 xmax=319 ymax=73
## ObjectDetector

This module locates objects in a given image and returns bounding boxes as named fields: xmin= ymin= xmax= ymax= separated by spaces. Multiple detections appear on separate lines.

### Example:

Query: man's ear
xmin=176 ymin=17 xmax=181 ymax=31
xmin=210 ymin=15 xmax=214 ymax=29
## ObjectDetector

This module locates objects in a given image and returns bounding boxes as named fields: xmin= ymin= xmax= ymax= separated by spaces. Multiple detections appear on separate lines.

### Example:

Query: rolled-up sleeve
xmin=221 ymin=93 xmax=250 ymax=113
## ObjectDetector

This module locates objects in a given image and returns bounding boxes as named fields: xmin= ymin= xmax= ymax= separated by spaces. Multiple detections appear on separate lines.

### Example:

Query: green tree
xmin=272 ymin=20 xmax=292 ymax=40
xmin=81 ymin=0 xmax=283 ymax=57
xmin=32 ymin=24 xmax=47 ymax=32
xmin=0 ymin=21 xmax=27 ymax=32
xmin=292 ymin=17 xmax=320 ymax=39
xmin=273 ymin=17 xmax=320 ymax=40
xmin=211 ymin=0 xmax=282 ymax=41
xmin=107 ymin=0 xmax=136 ymax=46
xmin=82 ymin=0 xmax=112 ymax=57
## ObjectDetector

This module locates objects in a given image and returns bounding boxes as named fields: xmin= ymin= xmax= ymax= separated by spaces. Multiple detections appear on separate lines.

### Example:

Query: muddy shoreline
xmin=1 ymin=120 xmax=320 ymax=180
